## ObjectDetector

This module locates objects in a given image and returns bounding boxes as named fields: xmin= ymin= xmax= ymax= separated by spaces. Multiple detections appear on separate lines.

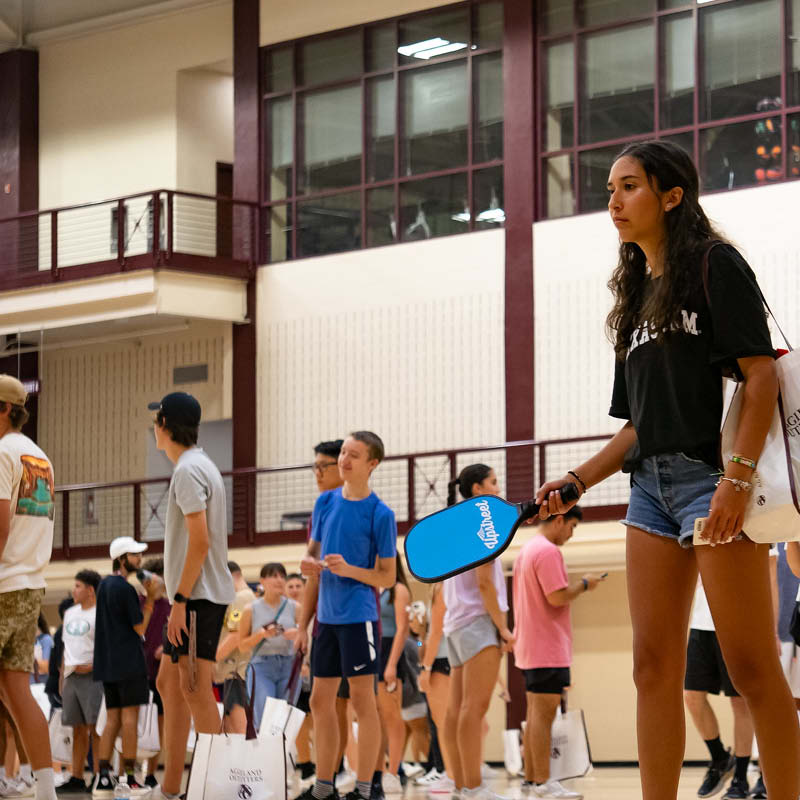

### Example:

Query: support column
xmin=0 ymin=49 xmax=38 ymax=275
xmin=502 ymin=0 xmax=536 ymax=504
xmin=232 ymin=0 xmax=259 ymax=538
xmin=503 ymin=2 xmax=537 ymax=731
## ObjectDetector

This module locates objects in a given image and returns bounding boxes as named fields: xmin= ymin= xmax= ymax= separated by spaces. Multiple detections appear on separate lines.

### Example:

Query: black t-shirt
xmin=609 ymin=244 xmax=774 ymax=471
xmin=93 ymin=574 xmax=146 ymax=683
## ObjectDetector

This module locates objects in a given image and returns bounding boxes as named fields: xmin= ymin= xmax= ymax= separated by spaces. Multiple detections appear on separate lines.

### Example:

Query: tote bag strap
xmin=702 ymin=241 xmax=793 ymax=352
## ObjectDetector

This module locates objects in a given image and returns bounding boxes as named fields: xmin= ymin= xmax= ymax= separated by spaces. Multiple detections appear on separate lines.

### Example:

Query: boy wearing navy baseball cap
xmin=147 ymin=392 xmax=234 ymax=800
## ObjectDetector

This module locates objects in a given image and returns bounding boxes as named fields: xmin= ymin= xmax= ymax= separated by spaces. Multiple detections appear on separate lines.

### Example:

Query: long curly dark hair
xmin=606 ymin=140 xmax=729 ymax=358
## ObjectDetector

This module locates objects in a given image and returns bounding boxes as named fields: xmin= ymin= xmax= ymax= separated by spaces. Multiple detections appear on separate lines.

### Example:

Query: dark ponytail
xmin=447 ymin=463 xmax=493 ymax=505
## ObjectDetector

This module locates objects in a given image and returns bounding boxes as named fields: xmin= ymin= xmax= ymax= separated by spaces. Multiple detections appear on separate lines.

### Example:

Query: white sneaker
xmin=335 ymin=770 xmax=356 ymax=793
xmin=416 ymin=769 xmax=443 ymax=786
xmin=403 ymin=763 xmax=425 ymax=779
xmin=531 ymin=780 xmax=583 ymax=799
xmin=427 ymin=776 xmax=455 ymax=797
xmin=519 ymin=782 xmax=535 ymax=796
xmin=461 ymin=785 xmax=511 ymax=800
xmin=0 ymin=777 xmax=34 ymax=798
xmin=480 ymin=764 xmax=499 ymax=779
xmin=383 ymin=773 xmax=403 ymax=795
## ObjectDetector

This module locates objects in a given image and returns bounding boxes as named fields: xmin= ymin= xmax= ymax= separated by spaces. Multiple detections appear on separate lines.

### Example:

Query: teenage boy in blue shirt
xmin=296 ymin=431 xmax=397 ymax=800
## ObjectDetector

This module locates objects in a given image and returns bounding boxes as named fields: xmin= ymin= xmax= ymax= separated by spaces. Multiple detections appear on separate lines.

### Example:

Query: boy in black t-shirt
xmin=91 ymin=537 xmax=159 ymax=798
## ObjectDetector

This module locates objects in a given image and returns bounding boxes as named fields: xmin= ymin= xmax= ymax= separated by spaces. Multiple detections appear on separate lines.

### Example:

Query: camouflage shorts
xmin=0 ymin=588 xmax=44 ymax=673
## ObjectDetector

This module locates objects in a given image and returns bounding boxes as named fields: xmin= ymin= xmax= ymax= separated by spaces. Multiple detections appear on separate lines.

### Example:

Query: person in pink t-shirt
xmin=512 ymin=507 xmax=603 ymax=800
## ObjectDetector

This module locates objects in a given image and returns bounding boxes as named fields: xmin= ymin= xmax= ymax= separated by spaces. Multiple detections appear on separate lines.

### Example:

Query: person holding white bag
xmin=512 ymin=506 xmax=600 ymax=800
xmin=536 ymin=140 xmax=800 ymax=800
xmin=56 ymin=569 xmax=103 ymax=795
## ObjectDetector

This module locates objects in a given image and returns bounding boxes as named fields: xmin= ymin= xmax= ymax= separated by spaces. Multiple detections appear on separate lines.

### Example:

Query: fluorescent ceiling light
xmin=397 ymin=37 xmax=449 ymax=57
xmin=398 ymin=38 xmax=468 ymax=59
xmin=476 ymin=208 xmax=506 ymax=223
xmin=414 ymin=42 xmax=468 ymax=59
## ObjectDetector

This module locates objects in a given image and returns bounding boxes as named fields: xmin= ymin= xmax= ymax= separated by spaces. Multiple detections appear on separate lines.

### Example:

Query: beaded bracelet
xmin=568 ymin=470 xmax=588 ymax=493
xmin=729 ymin=454 xmax=757 ymax=470
xmin=716 ymin=476 xmax=753 ymax=492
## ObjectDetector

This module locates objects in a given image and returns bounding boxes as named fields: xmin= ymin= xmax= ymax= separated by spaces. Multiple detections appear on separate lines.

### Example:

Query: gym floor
xmin=54 ymin=765 xmax=722 ymax=799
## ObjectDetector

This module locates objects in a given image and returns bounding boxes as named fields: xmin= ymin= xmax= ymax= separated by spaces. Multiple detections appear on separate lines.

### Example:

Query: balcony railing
xmin=0 ymin=189 xmax=259 ymax=290
xmin=51 ymin=435 xmax=626 ymax=560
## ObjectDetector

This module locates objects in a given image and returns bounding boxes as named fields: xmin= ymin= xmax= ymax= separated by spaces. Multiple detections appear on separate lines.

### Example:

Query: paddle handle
xmin=518 ymin=482 xmax=580 ymax=523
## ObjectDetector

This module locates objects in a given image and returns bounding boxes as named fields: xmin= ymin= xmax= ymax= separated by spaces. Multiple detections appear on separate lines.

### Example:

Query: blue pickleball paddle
xmin=404 ymin=483 xmax=580 ymax=582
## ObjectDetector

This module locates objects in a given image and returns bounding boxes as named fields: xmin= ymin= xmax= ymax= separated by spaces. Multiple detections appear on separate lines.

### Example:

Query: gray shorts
xmin=445 ymin=614 xmax=499 ymax=668
xmin=62 ymin=671 xmax=104 ymax=726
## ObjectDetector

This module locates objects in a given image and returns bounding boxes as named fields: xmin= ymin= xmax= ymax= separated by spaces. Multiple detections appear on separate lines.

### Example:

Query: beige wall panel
xmin=255 ymin=230 xmax=506 ymax=530
xmin=176 ymin=69 xmax=234 ymax=197
xmin=39 ymin=2 xmax=233 ymax=208
xmin=260 ymin=0 xmax=462 ymax=45
xmin=39 ymin=320 xmax=231 ymax=487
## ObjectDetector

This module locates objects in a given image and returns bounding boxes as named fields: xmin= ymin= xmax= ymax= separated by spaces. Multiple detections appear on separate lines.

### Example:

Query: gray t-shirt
xmin=164 ymin=447 xmax=234 ymax=606
xmin=250 ymin=596 xmax=297 ymax=659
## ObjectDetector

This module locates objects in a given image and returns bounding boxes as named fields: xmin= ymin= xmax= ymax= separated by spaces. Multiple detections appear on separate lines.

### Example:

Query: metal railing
xmin=51 ymin=435 xmax=627 ymax=559
xmin=0 ymin=189 xmax=258 ymax=289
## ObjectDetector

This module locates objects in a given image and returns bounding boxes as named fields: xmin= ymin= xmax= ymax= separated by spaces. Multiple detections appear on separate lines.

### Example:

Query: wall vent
xmin=173 ymin=364 xmax=208 ymax=384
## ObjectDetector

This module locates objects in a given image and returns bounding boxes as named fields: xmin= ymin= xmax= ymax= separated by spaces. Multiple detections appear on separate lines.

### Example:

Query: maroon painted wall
xmin=0 ymin=49 xmax=39 ymax=275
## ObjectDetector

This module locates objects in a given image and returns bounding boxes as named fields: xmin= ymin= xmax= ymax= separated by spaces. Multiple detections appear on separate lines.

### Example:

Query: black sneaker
xmin=91 ymin=772 xmax=116 ymax=798
xmin=723 ymin=778 xmax=749 ymax=799
xmin=750 ymin=775 xmax=767 ymax=799
xmin=345 ymin=791 xmax=370 ymax=800
xmin=144 ymin=774 xmax=159 ymax=789
xmin=299 ymin=788 xmax=340 ymax=800
xmin=698 ymin=753 xmax=736 ymax=798
xmin=370 ymin=781 xmax=386 ymax=800
xmin=56 ymin=777 xmax=88 ymax=794
xmin=298 ymin=762 xmax=316 ymax=781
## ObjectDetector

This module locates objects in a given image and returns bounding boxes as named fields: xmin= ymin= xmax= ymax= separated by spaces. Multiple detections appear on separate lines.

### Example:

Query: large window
xmin=539 ymin=0 xmax=800 ymax=218
xmin=262 ymin=2 xmax=504 ymax=262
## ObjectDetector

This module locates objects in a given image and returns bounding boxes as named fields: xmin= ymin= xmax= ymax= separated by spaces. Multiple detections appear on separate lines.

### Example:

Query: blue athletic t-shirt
xmin=311 ymin=488 xmax=397 ymax=625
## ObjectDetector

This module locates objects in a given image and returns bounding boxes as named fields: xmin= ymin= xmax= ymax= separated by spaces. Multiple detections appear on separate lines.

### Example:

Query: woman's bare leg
xmin=627 ymin=528 xmax=697 ymax=800
xmin=698 ymin=540 xmax=800 ymax=800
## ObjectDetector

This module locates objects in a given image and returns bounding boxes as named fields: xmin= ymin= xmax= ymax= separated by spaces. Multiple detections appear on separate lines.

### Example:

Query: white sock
xmin=20 ymin=763 xmax=33 ymax=781
xmin=34 ymin=767 xmax=56 ymax=800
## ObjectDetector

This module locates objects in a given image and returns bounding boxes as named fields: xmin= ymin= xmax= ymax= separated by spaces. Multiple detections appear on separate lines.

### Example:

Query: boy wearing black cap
xmin=149 ymin=392 xmax=234 ymax=800
xmin=0 ymin=374 xmax=58 ymax=800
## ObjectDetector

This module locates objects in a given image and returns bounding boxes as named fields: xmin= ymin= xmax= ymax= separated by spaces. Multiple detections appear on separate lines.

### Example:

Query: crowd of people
xmin=0 ymin=139 xmax=798 ymax=800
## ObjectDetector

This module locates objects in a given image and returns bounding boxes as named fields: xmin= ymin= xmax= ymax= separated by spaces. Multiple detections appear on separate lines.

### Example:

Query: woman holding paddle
xmin=536 ymin=140 xmax=799 ymax=800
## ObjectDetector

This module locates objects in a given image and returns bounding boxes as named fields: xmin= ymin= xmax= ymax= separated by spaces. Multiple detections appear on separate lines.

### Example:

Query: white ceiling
xmin=0 ymin=0 xmax=226 ymax=50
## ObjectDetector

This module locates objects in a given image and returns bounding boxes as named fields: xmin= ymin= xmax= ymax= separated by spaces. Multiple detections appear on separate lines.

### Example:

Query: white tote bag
xmin=720 ymin=348 xmax=800 ymax=543
xmin=187 ymin=733 xmax=283 ymax=800
xmin=702 ymin=242 xmax=800 ymax=544
xmin=95 ymin=691 xmax=162 ymax=759
xmin=48 ymin=709 xmax=73 ymax=764
xmin=503 ymin=728 xmax=523 ymax=777
xmin=549 ymin=709 xmax=592 ymax=782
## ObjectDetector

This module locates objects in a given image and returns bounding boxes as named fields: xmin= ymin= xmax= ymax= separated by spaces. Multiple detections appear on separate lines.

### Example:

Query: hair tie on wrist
xmin=568 ymin=470 xmax=587 ymax=493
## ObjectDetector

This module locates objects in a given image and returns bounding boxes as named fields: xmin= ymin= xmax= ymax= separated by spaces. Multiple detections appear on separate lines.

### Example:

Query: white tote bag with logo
xmin=720 ymin=347 xmax=800 ymax=543
xmin=187 ymin=733 xmax=283 ymax=800
xmin=549 ymin=708 xmax=592 ymax=782
xmin=48 ymin=709 xmax=73 ymax=764
xmin=702 ymin=243 xmax=800 ymax=543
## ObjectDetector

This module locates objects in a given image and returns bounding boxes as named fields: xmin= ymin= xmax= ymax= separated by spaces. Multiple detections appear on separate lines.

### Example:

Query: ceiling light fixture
xmin=397 ymin=37 xmax=468 ymax=60
xmin=397 ymin=37 xmax=449 ymax=57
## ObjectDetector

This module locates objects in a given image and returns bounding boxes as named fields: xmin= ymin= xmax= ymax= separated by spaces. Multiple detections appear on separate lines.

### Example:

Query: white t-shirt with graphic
xmin=0 ymin=432 xmax=55 ymax=594
xmin=62 ymin=603 xmax=97 ymax=675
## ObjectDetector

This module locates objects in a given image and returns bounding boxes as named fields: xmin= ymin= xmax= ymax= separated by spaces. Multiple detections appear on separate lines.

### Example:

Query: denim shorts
xmin=622 ymin=452 xmax=719 ymax=548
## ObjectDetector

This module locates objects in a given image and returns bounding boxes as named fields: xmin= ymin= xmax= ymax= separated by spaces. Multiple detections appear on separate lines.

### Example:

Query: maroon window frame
xmin=536 ymin=0 xmax=800 ymax=219
xmin=259 ymin=0 xmax=504 ymax=263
